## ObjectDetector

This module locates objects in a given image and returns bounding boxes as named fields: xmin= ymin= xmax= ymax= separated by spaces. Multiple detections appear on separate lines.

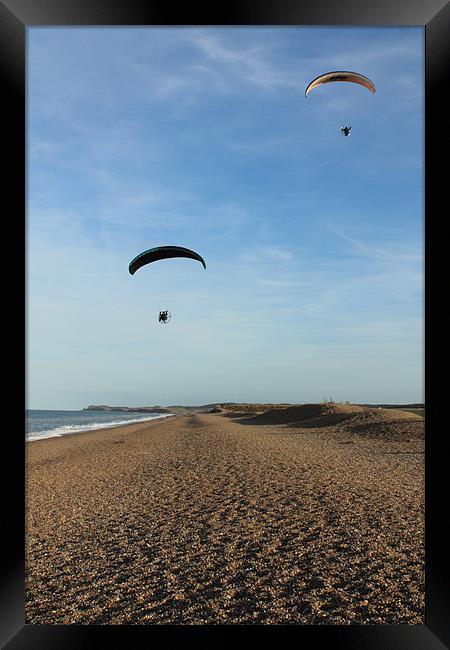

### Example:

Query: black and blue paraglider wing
xmin=129 ymin=245 xmax=206 ymax=275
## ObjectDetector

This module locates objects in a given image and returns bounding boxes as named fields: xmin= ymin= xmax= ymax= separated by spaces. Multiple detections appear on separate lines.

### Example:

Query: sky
xmin=27 ymin=26 xmax=424 ymax=409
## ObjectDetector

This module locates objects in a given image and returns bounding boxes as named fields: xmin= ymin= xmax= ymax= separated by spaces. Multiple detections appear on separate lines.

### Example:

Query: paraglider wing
xmin=305 ymin=71 xmax=376 ymax=97
xmin=129 ymin=245 xmax=206 ymax=275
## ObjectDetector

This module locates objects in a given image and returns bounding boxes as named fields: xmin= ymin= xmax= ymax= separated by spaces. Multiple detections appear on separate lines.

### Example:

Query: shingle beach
xmin=25 ymin=404 xmax=424 ymax=625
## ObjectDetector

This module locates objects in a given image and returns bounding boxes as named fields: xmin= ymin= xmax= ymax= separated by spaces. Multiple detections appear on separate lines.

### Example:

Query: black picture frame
xmin=2 ymin=0 xmax=448 ymax=647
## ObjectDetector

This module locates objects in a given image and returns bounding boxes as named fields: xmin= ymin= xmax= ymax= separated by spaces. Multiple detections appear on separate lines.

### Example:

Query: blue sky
xmin=27 ymin=27 xmax=424 ymax=409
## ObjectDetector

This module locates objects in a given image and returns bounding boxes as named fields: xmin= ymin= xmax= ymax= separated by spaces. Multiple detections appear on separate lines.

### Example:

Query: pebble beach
xmin=25 ymin=404 xmax=424 ymax=625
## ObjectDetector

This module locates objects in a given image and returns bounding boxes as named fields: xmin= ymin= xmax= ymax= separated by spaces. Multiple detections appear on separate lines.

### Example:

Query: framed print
xmin=1 ymin=0 xmax=449 ymax=647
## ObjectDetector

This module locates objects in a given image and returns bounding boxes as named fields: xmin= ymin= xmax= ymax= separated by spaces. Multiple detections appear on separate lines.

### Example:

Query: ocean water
xmin=25 ymin=409 xmax=173 ymax=442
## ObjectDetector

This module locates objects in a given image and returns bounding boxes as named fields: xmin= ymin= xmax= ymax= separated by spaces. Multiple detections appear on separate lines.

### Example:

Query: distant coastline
xmin=82 ymin=404 xmax=220 ymax=415
xmin=82 ymin=405 xmax=172 ymax=414
xmin=82 ymin=402 xmax=424 ymax=414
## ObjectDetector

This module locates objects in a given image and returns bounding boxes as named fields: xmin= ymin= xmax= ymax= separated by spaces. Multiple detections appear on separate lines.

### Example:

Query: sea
xmin=25 ymin=409 xmax=174 ymax=442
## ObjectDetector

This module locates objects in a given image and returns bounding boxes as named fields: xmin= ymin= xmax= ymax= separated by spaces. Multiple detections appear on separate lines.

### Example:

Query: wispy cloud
xmin=240 ymin=246 xmax=295 ymax=263
xmin=184 ymin=31 xmax=300 ymax=92
xmin=330 ymin=230 xmax=423 ymax=263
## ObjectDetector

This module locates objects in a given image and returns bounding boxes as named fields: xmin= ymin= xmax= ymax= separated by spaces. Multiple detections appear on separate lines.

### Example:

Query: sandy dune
xmin=25 ymin=406 xmax=424 ymax=625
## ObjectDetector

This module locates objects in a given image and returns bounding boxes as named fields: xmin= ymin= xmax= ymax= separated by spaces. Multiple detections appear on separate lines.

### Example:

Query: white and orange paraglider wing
xmin=305 ymin=71 xmax=376 ymax=97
